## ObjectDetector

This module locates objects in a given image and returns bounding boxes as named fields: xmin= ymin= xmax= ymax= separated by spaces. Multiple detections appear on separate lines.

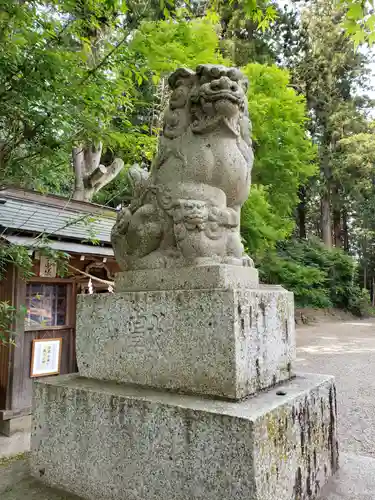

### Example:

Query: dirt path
xmin=296 ymin=319 xmax=375 ymax=458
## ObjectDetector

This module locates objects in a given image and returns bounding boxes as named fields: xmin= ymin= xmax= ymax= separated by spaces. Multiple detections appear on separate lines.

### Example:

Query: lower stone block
xmin=31 ymin=372 xmax=338 ymax=500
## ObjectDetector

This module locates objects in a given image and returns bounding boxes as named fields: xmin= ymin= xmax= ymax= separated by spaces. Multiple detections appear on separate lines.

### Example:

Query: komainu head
xmin=163 ymin=64 xmax=250 ymax=144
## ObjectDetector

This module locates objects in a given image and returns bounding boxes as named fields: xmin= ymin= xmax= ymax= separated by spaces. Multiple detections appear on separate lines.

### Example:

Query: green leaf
xmin=352 ymin=28 xmax=366 ymax=47
xmin=343 ymin=19 xmax=360 ymax=35
xmin=366 ymin=14 xmax=375 ymax=31
xmin=347 ymin=3 xmax=364 ymax=21
xmin=368 ymin=31 xmax=375 ymax=45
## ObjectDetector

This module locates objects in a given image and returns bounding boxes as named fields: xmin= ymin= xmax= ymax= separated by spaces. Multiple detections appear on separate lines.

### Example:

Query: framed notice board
xmin=30 ymin=338 xmax=62 ymax=377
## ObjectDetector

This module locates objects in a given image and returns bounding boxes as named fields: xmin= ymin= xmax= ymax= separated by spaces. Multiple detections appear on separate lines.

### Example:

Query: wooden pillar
xmin=0 ymin=264 xmax=29 ymax=435
xmin=7 ymin=267 xmax=27 ymax=412
xmin=0 ymin=264 xmax=15 ymax=411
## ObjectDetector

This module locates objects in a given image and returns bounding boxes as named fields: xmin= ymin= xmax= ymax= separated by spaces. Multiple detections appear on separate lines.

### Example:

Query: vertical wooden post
xmin=7 ymin=267 xmax=27 ymax=412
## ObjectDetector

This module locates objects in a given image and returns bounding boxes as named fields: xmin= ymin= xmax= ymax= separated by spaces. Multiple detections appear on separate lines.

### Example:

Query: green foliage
xmin=336 ymin=126 xmax=375 ymax=200
xmin=348 ymin=288 xmax=373 ymax=318
xmin=0 ymin=301 xmax=25 ymax=346
xmin=0 ymin=243 xmax=33 ymax=280
xmin=288 ymin=0 xmax=371 ymax=248
xmin=216 ymin=0 xmax=280 ymax=66
xmin=258 ymin=238 xmax=372 ymax=316
xmin=0 ymin=237 xmax=70 ymax=282
xmin=245 ymin=63 xmax=316 ymax=214
xmin=1 ymin=0 xmax=372 ymax=192
xmin=211 ymin=0 xmax=375 ymax=47
xmin=241 ymin=185 xmax=294 ymax=256
xmin=259 ymin=249 xmax=332 ymax=309
xmin=131 ymin=16 xmax=225 ymax=76
xmin=0 ymin=0 xmax=140 ymax=190
xmin=337 ymin=0 xmax=375 ymax=46
xmin=210 ymin=0 xmax=277 ymax=30
xmin=191 ymin=0 xmax=375 ymax=46
xmin=241 ymin=63 xmax=316 ymax=255
xmin=277 ymin=239 xmax=354 ymax=310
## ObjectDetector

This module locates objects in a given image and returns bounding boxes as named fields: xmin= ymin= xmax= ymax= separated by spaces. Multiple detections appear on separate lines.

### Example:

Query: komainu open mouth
xmin=202 ymin=90 xmax=242 ymax=104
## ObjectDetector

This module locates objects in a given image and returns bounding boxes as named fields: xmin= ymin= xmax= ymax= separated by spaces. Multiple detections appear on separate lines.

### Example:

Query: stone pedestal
xmin=30 ymin=265 xmax=339 ymax=499
xmin=31 ymin=373 xmax=338 ymax=500
xmin=76 ymin=267 xmax=294 ymax=400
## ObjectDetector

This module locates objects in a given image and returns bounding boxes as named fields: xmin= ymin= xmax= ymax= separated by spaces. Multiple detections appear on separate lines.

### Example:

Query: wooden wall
xmin=0 ymin=253 xmax=119 ymax=419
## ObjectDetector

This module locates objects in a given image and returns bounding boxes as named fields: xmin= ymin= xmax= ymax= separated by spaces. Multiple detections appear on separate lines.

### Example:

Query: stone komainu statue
xmin=111 ymin=64 xmax=254 ymax=270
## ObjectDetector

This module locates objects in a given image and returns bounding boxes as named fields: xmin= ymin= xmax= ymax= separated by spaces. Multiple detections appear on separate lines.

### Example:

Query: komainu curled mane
xmin=111 ymin=64 xmax=254 ymax=270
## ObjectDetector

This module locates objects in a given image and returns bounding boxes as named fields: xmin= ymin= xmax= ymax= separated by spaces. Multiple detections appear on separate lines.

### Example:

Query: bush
xmin=348 ymin=288 xmax=373 ymax=318
xmin=258 ymin=250 xmax=332 ymax=308
xmin=257 ymin=238 xmax=372 ymax=316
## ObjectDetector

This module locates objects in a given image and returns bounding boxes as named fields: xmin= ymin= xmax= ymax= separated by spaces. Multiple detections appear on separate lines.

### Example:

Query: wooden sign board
xmin=39 ymin=256 xmax=57 ymax=278
xmin=31 ymin=338 xmax=62 ymax=377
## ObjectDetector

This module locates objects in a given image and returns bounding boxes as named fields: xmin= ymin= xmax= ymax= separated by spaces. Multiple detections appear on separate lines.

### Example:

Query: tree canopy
xmin=241 ymin=62 xmax=316 ymax=255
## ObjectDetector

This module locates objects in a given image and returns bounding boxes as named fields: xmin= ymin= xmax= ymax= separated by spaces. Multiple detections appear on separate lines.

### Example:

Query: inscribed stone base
xmin=76 ymin=286 xmax=295 ymax=400
xmin=30 ymin=373 xmax=339 ymax=500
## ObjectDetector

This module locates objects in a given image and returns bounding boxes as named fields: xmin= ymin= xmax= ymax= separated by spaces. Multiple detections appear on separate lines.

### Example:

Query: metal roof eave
xmin=2 ymin=235 xmax=114 ymax=258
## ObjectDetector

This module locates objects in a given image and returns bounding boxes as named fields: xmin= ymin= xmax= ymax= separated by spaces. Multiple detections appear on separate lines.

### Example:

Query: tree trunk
xmin=320 ymin=190 xmax=332 ymax=248
xmin=71 ymin=18 xmax=125 ymax=204
xmin=72 ymin=146 xmax=86 ymax=201
xmin=364 ymin=263 xmax=367 ymax=289
xmin=333 ymin=208 xmax=341 ymax=248
xmin=296 ymin=185 xmax=307 ymax=239
xmin=363 ymin=235 xmax=367 ymax=289
xmin=332 ymin=184 xmax=341 ymax=248
xmin=72 ymin=142 xmax=124 ymax=202
xmin=342 ymin=207 xmax=349 ymax=252
xmin=319 ymin=132 xmax=333 ymax=248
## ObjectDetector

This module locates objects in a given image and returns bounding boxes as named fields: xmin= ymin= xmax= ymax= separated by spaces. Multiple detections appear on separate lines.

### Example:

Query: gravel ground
xmin=0 ymin=431 xmax=30 ymax=459
xmin=296 ymin=319 xmax=375 ymax=458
